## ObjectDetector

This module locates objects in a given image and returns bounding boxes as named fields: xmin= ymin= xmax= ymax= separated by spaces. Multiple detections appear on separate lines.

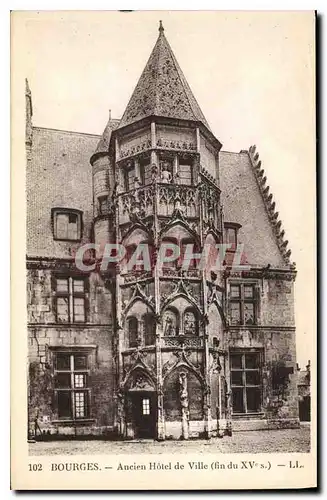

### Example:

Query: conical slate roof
xmin=93 ymin=116 xmax=120 ymax=156
xmin=118 ymin=22 xmax=210 ymax=130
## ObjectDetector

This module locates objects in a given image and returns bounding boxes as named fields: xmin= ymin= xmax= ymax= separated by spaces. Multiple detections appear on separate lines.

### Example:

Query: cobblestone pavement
xmin=29 ymin=425 xmax=310 ymax=456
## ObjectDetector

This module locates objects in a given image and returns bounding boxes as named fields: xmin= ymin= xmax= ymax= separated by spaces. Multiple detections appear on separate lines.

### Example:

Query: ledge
xmin=232 ymin=412 xmax=265 ymax=420
xmin=51 ymin=419 xmax=96 ymax=426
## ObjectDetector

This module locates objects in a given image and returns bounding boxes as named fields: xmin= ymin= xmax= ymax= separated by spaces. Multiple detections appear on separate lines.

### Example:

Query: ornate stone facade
xmin=26 ymin=22 xmax=299 ymax=441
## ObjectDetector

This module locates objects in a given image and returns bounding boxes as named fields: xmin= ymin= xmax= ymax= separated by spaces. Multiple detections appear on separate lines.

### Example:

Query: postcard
xmin=11 ymin=10 xmax=316 ymax=490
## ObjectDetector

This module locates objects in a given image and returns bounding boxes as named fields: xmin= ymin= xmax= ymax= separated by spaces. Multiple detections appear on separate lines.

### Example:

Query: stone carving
xmin=160 ymin=162 xmax=173 ymax=183
xmin=179 ymin=371 xmax=189 ymax=439
xmin=151 ymin=164 xmax=158 ymax=183
xmin=120 ymin=185 xmax=153 ymax=221
xmin=130 ymin=374 xmax=152 ymax=390
xmin=184 ymin=311 xmax=196 ymax=335
xmin=120 ymin=139 xmax=152 ymax=159
xmin=200 ymin=166 xmax=219 ymax=188
xmin=200 ymin=181 xmax=221 ymax=230
xmin=163 ymin=310 xmax=177 ymax=336
xmin=162 ymin=337 xmax=202 ymax=348
xmin=156 ymin=138 xmax=196 ymax=152
xmin=183 ymin=337 xmax=202 ymax=348
xmin=158 ymin=185 xmax=197 ymax=217
xmin=163 ymin=338 xmax=180 ymax=348
xmin=134 ymin=177 xmax=142 ymax=190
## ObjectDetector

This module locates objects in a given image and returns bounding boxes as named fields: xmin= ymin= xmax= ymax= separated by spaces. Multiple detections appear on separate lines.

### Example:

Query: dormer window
xmin=224 ymin=222 xmax=242 ymax=250
xmin=52 ymin=208 xmax=82 ymax=241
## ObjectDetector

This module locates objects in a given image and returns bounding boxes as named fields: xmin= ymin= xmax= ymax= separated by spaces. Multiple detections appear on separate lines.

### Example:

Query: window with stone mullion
xmin=55 ymin=353 xmax=89 ymax=420
xmin=230 ymin=283 xmax=256 ymax=326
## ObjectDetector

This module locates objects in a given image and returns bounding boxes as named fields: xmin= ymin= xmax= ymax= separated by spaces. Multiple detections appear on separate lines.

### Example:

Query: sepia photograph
xmin=11 ymin=9 xmax=316 ymax=489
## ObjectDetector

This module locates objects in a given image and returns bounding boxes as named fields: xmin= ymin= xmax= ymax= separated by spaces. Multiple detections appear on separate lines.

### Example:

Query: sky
xmin=15 ymin=10 xmax=315 ymax=367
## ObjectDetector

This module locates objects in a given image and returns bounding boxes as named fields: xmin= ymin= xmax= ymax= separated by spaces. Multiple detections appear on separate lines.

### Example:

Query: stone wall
xmin=27 ymin=265 xmax=115 ymax=437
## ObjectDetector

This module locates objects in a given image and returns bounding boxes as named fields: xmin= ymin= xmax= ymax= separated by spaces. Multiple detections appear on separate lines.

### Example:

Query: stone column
xmin=196 ymin=127 xmax=200 ymax=153
xmin=151 ymin=121 xmax=156 ymax=148
xmin=156 ymin=323 xmax=165 ymax=441
xmin=179 ymin=372 xmax=189 ymax=440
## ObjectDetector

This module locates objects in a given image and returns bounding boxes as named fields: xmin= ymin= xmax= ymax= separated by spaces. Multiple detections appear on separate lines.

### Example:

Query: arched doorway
xmin=125 ymin=370 xmax=157 ymax=439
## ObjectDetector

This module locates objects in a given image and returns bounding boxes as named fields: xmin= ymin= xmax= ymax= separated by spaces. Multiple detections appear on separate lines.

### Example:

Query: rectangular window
xmin=54 ymin=353 xmax=89 ymax=420
xmin=229 ymin=283 xmax=258 ymax=325
xmin=226 ymin=228 xmax=237 ymax=246
xmin=53 ymin=209 xmax=82 ymax=241
xmin=55 ymin=277 xmax=86 ymax=323
xmin=123 ymin=164 xmax=135 ymax=191
xmin=230 ymin=351 xmax=262 ymax=414
xmin=140 ymin=158 xmax=151 ymax=185
xmin=98 ymin=196 xmax=108 ymax=215
xmin=178 ymin=159 xmax=193 ymax=185
xmin=142 ymin=398 xmax=150 ymax=415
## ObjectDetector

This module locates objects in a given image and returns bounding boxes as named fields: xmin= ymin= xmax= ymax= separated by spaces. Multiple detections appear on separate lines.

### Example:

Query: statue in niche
xmin=134 ymin=176 xmax=142 ymax=190
xmin=151 ymin=164 xmax=158 ymax=183
xmin=133 ymin=375 xmax=148 ymax=390
xmin=163 ymin=310 xmax=178 ymax=336
xmin=184 ymin=311 xmax=196 ymax=335
xmin=161 ymin=161 xmax=172 ymax=183
xmin=179 ymin=371 xmax=189 ymax=440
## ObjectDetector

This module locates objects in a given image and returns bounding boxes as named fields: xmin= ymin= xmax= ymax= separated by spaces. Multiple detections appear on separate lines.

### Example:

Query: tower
xmin=94 ymin=21 xmax=229 ymax=439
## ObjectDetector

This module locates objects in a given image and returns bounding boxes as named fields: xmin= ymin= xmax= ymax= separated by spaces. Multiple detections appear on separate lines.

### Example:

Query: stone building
xmin=297 ymin=361 xmax=311 ymax=422
xmin=26 ymin=22 xmax=299 ymax=440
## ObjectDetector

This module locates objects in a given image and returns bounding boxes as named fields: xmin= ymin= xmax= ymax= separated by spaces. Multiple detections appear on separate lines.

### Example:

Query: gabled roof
xmin=118 ymin=21 xmax=210 ymax=130
xmin=220 ymin=149 xmax=294 ymax=269
xmin=27 ymin=127 xmax=99 ymax=259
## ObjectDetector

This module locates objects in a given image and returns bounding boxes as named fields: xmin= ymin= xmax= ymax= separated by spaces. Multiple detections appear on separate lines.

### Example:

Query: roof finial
xmin=159 ymin=20 xmax=164 ymax=33
xmin=109 ymin=109 xmax=112 ymax=120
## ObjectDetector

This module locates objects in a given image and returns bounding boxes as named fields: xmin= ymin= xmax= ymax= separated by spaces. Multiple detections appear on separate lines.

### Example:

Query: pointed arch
xmin=123 ymin=366 xmax=156 ymax=392
xmin=161 ymin=291 xmax=202 ymax=317
xmin=122 ymin=225 xmax=152 ymax=247
xmin=163 ymin=365 xmax=204 ymax=422
xmin=160 ymin=220 xmax=200 ymax=246
xmin=183 ymin=307 xmax=199 ymax=336
xmin=123 ymin=292 xmax=155 ymax=320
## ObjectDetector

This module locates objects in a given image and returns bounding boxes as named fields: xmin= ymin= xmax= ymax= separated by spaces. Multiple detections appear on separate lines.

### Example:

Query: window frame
xmin=54 ymin=276 xmax=87 ymax=324
xmin=122 ymin=161 xmax=135 ymax=192
xmin=177 ymin=156 xmax=194 ymax=186
xmin=229 ymin=281 xmax=259 ymax=326
xmin=230 ymin=349 xmax=263 ymax=415
xmin=182 ymin=307 xmax=199 ymax=336
xmin=51 ymin=208 xmax=83 ymax=242
xmin=54 ymin=351 xmax=91 ymax=421
xmin=224 ymin=222 xmax=242 ymax=251
xmin=127 ymin=316 xmax=138 ymax=348
xmin=143 ymin=313 xmax=156 ymax=346
xmin=162 ymin=307 xmax=180 ymax=337
xmin=98 ymin=196 xmax=109 ymax=216
xmin=142 ymin=398 xmax=150 ymax=415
